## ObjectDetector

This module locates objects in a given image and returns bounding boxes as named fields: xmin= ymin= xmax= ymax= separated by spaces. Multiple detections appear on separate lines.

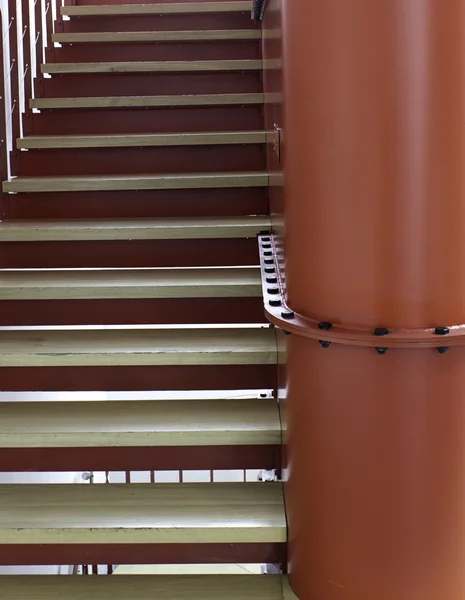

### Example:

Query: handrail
xmin=1 ymin=0 xmax=60 ymax=219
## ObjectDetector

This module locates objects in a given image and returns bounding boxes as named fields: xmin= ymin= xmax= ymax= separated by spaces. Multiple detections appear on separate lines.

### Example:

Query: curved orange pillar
xmin=282 ymin=2 xmax=465 ymax=599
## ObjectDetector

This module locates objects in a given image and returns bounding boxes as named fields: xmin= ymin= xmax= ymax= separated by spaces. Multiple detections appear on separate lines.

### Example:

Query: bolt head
xmin=281 ymin=310 xmax=295 ymax=319
xmin=435 ymin=327 xmax=450 ymax=336
xmin=264 ymin=259 xmax=274 ymax=265
xmin=266 ymin=276 xmax=278 ymax=284
xmin=267 ymin=287 xmax=280 ymax=295
xmin=261 ymin=237 xmax=271 ymax=242
xmin=262 ymin=243 xmax=272 ymax=249
xmin=269 ymin=299 xmax=282 ymax=307
xmin=264 ymin=267 xmax=275 ymax=274
xmin=437 ymin=346 xmax=450 ymax=354
xmin=376 ymin=347 xmax=388 ymax=355
xmin=374 ymin=327 xmax=389 ymax=336
xmin=264 ymin=251 xmax=273 ymax=257
xmin=318 ymin=321 xmax=333 ymax=331
xmin=319 ymin=340 xmax=331 ymax=348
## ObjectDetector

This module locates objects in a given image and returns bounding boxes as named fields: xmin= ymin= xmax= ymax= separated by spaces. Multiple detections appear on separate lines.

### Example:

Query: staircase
xmin=0 ymin=0 xmax=287 ymax=596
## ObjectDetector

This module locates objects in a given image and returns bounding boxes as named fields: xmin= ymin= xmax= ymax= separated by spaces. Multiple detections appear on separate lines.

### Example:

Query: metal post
xmin=0 ymin=10 xmax=9 ymax=218
xmin=21 ymin=0 xmax=33 ymax=135
xmin=7 ymin=0 xmax=20 ymax=175
xmin=33 ymin=0 xmax=44 ymax=97
xmin=280 ymin=2 xmax=465 ymax=599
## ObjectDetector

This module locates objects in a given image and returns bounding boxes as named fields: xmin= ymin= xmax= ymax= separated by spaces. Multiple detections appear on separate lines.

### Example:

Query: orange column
xmin=282 ymin=2 xmax=465 ymax=599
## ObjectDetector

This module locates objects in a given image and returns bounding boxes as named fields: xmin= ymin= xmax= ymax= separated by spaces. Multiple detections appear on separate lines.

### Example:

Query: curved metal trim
xmin=258 ymin=235 xmax=465 ymax=349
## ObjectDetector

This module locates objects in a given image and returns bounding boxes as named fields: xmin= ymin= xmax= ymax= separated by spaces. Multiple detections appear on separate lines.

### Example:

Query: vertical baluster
xmin=0 ymin=10 xmax=9 ymax=218
xmin=44 ymin=0 xmax=54 ymax=61
xmin=33 ymin=0 xmax=44 ymax=96
xmin=21 ymin=0 xmax=33 ymax=134
xmin=7 ymin=0 xmax=20 ymax=175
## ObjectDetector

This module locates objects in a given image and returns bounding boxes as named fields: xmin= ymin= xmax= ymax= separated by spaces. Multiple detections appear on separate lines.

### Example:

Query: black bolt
xmin=319 ymin=340 xmax=331 ymax=348
xmin=283 ymin=330 xmax=292 ymax=336
xmin=264 ymin=251 xmax=273 ymax=257
xmin=319 ymin=321 xmax=333 ymax=331
xmin=376 ymin=347 xmax=388 ymax=355
xmin=374 ymin=328 xmax=389 ymax=336
xmin=281 ymin=310 xmax=295 ymax=319
xmin=264 ymin=259 xmax=274 ymax=265
xmin=435 ymin=327 xmax=450 ymax=336
xmin=267 ymin=287 xmax=280 ymax=295
xmin=261 ymin=237 xmax=271 ymax=242
xmin=262 ymin=243 xmax=272 ymax=249
xmin=269 ymin=299 xmax=282 ymax=307
xmin=264 ymin=267 xmax=275 ymax=274
xmin=266 ymin=276 xmax=278 ymax=284
xmin=259 ymin=392 xmax=268 ymax=397
xmin=259 ymin=230 xmax=270 ymax=236
xmin=437 ymin=346 xmax=450 ymax=354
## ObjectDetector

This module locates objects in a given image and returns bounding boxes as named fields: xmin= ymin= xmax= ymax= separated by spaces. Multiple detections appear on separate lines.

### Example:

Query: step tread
xmin=0 ymin=398 xmax=280 ymax=447
xmin=0 ymin=266 xmax=261 ymax=299
xmin=53 ymin=30 xmax=261 ymax=43
xmin=3 ymin=172 xmax=268 ymax=193
xmin=0 ymin=216 xmax=270 ymax=241
xmin=31 ymin=92 xmax=264 ymax=109
xmin=0 ymin=575 xmax=290 ymax=600
xmin=62 ymin=2 xmax=252 ymax=16
xmin=0 ymin=482 xmax=286 ymax=544
xmin=18 ymin=131 xmax=266 ymax=149
xmin=0 ymin=327 xmax=276 ymax=367
xmin=42 ymin=59 xmax=262 ymax=74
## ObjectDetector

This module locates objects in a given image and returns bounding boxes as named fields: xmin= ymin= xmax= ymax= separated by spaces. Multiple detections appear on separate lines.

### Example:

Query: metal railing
xmin=0 ymin=0 xmax=74 ymax=218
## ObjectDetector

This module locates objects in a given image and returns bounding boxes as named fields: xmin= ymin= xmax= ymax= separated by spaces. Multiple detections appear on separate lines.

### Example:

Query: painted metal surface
xmin=278 ymin=1 xmax=465 ymax=598
xmin=0 ymin=297 xmax=265 ymax=326
xmin=0 ymin=542 xmax=285 ymax=566
xmin=0 ymin=365 xmax=276 ymax=391
xmin=0 ymin=444 xmax=280 ymax=472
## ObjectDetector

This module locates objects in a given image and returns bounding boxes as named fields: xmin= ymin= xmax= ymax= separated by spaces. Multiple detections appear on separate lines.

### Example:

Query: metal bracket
xmin=258 ymin=235 xmax=465 ymax=349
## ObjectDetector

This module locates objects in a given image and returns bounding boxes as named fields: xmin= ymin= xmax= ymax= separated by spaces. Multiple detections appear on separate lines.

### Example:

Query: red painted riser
xmin=0 ymin=297 xmax=265 ymax=326
xmin=0 ymin=239 xmax=261 ymax=268
xmin=20 ymin=145 xmax=265 ymax=177
xmin=54 ymin=41 xmax=261 ymax=62
xmin=0 ymin=445 xmax=279 ymax=472
xmin=42 ymin=72 xmax=262 ymax=97
xmin=7 ymin=189 xmax=268 ymax=219
xmin=0 ymin=365 xmax=276 ymax=391
xmin=61 ymin=14 xmax=256 ymax=33
xmin=30 ymin=107 xmax=264 ymax=136
xmin=0 ymin=543 xmax=284 ymax=566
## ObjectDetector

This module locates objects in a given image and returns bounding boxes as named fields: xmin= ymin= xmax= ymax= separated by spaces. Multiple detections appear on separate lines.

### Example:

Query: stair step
xmin=0 ymin=327 xmax=275 ymax=367
xmin=0 ymin=575 xmax=289 ymax=600
xmin=62 ymin=2 xmax=251 ymax=17
xmin=0 ymin=267 xmax=261 ymax=299
xmin=0 ymin=398 xmax=280 ymax=447
xmin=31 ymin=92 xmax=263 ymax=110
xmin=53 ymin=30 xmax=261 ymax=43
xmin=42 ymin=59 xmax=262 ymax=75
xmin=18 ymin=131 xmax=266 ymax=149
xmin=0 ymin=216 xmax=269 ymax=241
xmin=0 ymin=482 xmax=285 ymax=544
xmin=3 ymin=172 xmax=268 ymax=193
